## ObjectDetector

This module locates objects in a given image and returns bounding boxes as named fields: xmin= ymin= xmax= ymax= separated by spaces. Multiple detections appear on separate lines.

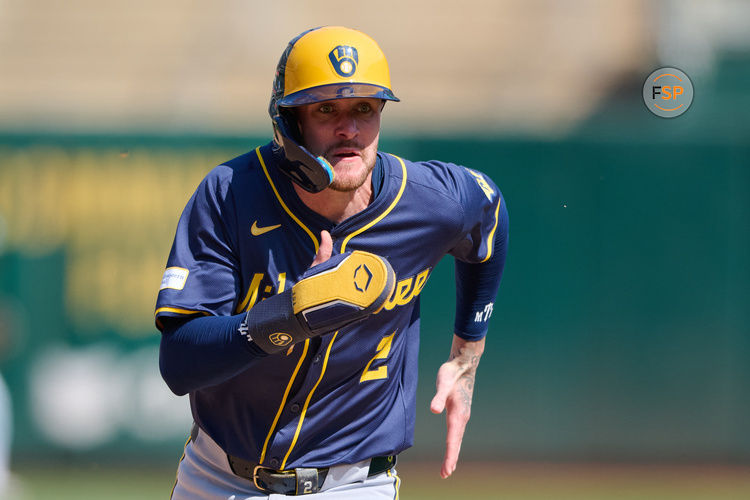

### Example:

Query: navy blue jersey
xmin=155 ymin=142 xmax=507 ymax=470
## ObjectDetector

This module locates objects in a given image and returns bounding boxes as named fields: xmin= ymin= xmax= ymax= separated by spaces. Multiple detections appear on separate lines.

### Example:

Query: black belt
xmin=227 ymin=454 xmax=397 ymax=495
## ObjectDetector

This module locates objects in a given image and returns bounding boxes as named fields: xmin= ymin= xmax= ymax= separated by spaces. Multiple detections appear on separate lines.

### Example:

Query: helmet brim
xmin=278 ymin=83 xmax=399 ymax=107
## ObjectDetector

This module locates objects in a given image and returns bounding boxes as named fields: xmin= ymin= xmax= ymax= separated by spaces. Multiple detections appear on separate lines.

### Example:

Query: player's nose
xmin=334 ymin=112 xmax=359 ymax=139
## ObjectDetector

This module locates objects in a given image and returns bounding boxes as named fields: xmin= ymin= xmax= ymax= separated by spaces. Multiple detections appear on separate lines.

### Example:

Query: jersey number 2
xmin=360 ymin=331 xmax=395 ymax=383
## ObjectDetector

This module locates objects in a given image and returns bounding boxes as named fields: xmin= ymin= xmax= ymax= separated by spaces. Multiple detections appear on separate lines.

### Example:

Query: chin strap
xmin=272 ymin=115 xmax=334 ymax=193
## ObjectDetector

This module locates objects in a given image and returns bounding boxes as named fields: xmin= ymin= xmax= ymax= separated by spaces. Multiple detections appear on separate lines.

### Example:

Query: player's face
xmin=296 ymin=98 xmax=382 ymax=192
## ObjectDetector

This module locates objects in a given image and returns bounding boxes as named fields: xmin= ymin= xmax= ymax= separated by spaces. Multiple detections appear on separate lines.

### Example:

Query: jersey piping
xmin=340 ymin=154 xmax=407 ymax=252
xmin=155 ymin=307 xmax=210 ymax=329
xmin=480 ymin=196 xmax=503 ymax=263
xmin=281 ymin=331 xmax=339 ymax=470
xmin=260 ymin=339 xmax=311 ymax=464
xmin=155 ymin=306 xmax=210 ymax=317
xmin=256 ymin=147 xmax=320 ymax=254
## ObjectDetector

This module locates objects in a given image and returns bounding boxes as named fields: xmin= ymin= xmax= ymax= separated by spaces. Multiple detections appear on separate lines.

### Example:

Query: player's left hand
xmin=430 ymin=335 xmax=485 ymax=478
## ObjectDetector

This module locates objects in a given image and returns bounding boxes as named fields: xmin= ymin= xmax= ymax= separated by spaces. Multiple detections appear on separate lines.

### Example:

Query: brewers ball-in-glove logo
xmin=329 ymin=45 xmax=358 ymax=77
xmin=269 ymin=332 xmax=293 ymax=347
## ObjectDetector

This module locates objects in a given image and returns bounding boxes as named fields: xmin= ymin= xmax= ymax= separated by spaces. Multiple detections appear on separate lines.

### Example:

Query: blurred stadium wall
xmin=0 ymin=0 xmax=749 ymax=466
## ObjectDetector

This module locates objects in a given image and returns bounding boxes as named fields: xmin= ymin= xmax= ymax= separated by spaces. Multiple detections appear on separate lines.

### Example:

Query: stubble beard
xmin=328 ymin=160 xmax=375 ymax=192
xmin=324 ymin=143 xmax=377 ymax=193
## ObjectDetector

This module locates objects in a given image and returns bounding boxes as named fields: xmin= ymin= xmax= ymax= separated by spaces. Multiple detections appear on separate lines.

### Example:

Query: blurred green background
xmin=1 ymin=0 xmax=749 ymax=498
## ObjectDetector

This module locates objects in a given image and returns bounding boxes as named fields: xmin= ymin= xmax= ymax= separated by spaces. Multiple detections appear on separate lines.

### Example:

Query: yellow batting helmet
xmin=270 ymin=26 xmax=399 ymax=112
xmin=269 ymin=26 xmax=400 ymax=193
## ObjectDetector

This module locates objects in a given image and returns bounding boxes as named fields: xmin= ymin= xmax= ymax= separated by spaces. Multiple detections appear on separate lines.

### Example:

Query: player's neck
xmin=293 ymin=173 xmax=373 ymax=224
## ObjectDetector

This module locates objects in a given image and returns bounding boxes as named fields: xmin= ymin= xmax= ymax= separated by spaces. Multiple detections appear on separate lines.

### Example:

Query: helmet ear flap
xmin=271 ymin=107 xmax=296 ymax=147
xmin=268 ymin=27 xmax=334 ymax=193
xmin=271 ymin=114 xmax=334 ymax=193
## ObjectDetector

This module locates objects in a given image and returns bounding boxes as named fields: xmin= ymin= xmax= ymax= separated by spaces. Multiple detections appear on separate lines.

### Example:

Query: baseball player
xmin=156 ymin=26 xmax=508 ymax=499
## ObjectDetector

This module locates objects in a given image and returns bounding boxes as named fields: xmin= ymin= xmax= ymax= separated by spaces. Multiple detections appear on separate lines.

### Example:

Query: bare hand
xmin=430 ymin=336 xmax=485 ymax=478
xmin=310 ymin=230 xmax=333 ymax=267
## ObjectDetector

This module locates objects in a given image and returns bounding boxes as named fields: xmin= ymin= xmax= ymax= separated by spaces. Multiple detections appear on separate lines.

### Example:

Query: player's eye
xmin=356 ymin=102 xmax=372 ymax=113
xmin=318 ymin=103 xmax=334 ymax=114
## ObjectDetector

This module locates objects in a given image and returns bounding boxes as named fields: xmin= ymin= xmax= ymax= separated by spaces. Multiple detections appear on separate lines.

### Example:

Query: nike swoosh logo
xmin=251 ymin=220 xmax=281 ymax=236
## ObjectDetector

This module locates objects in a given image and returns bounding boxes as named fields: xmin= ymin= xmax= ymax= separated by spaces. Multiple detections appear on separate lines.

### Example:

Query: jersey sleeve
xmin=447 ymin=167 xmax=505 ymax=264
xmin=155 ymin=166 xmax=241 ymax=330
xmin=447 ymin=166 xmax=509 ymax=340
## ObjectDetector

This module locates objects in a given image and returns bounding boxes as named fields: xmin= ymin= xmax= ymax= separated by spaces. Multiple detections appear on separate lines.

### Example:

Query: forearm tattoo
xmin=456 ymin=374 xmax=474 ymax=413
xmin=449 ymin=342 xmax=483 ymax=413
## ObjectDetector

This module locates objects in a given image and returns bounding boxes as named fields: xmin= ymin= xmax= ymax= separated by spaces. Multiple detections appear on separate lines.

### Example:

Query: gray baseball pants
xmin=171 ymin=426 xmax=401 ymax=499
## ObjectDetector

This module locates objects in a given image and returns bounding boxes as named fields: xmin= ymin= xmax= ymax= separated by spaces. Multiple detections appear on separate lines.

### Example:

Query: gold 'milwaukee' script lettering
xmin=381 ymin=268 xmax=431 ymax=311
xmin=238 ymin=268 xmax=430 ymax=315
xmin=236 ymin=272 xmax=287 ymax=313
